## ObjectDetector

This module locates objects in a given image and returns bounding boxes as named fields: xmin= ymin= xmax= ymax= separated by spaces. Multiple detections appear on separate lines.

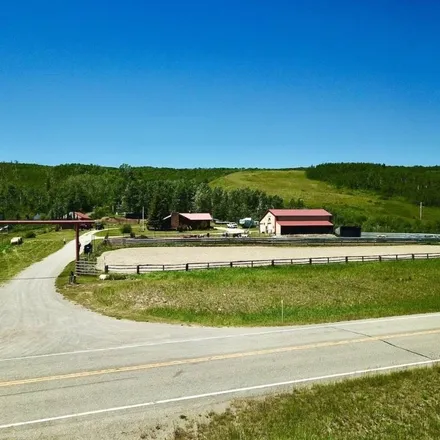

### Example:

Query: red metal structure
xmin=0 ymin=220 xmax=95 ymax=262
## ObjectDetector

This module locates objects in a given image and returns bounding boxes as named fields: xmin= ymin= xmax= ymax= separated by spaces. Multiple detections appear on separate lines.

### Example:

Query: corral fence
xmin=107 ymin=236 xmax=440 ymax=247
xmin=102 ymin=252 xmax=440 ymax=275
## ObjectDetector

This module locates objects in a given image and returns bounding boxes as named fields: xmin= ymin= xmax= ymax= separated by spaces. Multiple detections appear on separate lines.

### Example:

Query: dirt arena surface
xmin=98 ymin=244 xmax=440 ymax=268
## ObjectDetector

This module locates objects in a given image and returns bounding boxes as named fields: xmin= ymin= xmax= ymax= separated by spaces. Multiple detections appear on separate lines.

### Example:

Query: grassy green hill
xmin=211 ymin=170 xmax=440 ymax=228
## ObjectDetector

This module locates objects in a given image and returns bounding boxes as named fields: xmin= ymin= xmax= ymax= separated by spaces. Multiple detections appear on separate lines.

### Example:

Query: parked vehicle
xmin=227 ymin=222 xmax=238 ymax=229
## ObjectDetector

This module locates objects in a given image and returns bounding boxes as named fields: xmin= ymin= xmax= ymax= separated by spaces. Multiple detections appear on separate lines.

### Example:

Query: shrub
xmin=24 ymin=231 xmax=36 ymax=239
xmin=120 ymin=224 xmax=132 ymax=235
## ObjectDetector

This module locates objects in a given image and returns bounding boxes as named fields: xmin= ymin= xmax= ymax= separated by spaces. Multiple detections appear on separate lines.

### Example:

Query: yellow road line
xmin=1 ymin=328 xmax=439 ymax=388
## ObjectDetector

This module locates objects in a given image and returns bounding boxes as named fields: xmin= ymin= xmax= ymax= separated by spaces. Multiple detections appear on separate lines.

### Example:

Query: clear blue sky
xmin=1 ymin=0 xmax=439 ymax=168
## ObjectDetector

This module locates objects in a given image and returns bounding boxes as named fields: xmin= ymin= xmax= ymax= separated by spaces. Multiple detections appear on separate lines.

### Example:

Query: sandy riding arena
xmin=98 ymin=244 xmax=440 ymax=269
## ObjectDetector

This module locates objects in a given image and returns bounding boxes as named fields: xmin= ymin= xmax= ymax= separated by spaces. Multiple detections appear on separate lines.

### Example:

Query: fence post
xmin=327 ymin=257 xmax=330 ymax=264
xmin=230 ymin=261 xmax=233 ymax=268
xmin=309 ymin=258 xmax=312 ymax=264
xmin=137 ymin=265 xmax=140 ymax=274
xmin=251 ymin=260 xmax=253 ymax=268
xmin=105 ymin=265 xmax=109 ymax=274
xmin=163 ymin=265 xmax=165 ymax=271
xmin=379 ymin=256 xmax=382 ymax=262
xmin=272 ymin=259 xmax=275 ymax=266
xmin=186 ymin=263 xmax=189 ymax=271
xmin=412 ymin=254 xmax=415 ymax=260
xmin=345 ymin=256 xmax=348 ymax=263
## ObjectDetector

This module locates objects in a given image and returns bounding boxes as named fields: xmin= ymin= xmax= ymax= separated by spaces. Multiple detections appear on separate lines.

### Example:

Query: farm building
xmin=61 ymin=212 xmax=92 ymax=229
xmin=163 ymin=212 xmax=213 ymax=230
xmin=259 ymin=209 xmax=333 ymax=235
xmin=63 ymin=211 xmax=91 ymax=221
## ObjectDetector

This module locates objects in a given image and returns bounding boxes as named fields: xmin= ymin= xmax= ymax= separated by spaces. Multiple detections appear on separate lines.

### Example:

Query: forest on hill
xmin=0 ymin=162 xmax=283 ymax=226
xmin=306 ymin=163 xmax=440 ymax=207
xmin=1 ymin=161 xmax=440 ymax=232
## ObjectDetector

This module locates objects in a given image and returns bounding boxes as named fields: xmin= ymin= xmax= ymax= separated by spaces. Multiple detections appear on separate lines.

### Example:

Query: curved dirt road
xmin=0 ymin=232 xmax=250 ymax=358
xmin=0 ymin=236 xmax=440 ymax=439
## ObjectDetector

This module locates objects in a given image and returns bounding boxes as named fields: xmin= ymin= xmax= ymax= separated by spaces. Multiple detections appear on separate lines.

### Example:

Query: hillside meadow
xmin=211 ymin=170 xmax=440 ymax=228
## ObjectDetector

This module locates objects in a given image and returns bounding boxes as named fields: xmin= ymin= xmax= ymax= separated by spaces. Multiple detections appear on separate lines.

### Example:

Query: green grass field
xmin=58 ymin=259 xmax=440 ymax=326
xmin=0 ymin=229 xmax=76 ymax=282
xmin=211 ymin=170 xmax=440 ymax=224
xmin=169 ymin=366 xmax=440 ymax=440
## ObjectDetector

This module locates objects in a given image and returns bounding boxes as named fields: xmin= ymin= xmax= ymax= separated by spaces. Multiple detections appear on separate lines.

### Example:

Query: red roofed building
xmin=259 ymin=209 xmax=333 ymax=235
xmin=73 ymin=211 xmax=91 ymax=221
xmin=63 ymin=211 xmax=91 ymax=221
xmin=163 ymin=212 xmax=213 ymax=230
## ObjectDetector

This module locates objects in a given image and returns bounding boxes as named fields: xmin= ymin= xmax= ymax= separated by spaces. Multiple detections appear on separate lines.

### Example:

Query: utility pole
xmin=142 ymin=206 xmax=145 ymax=231
xmin=420 ymin=202 xmax=423 ymax=221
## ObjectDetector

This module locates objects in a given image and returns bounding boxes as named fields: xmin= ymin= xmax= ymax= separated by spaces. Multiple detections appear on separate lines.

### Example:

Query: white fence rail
xmin=108 ymin=236 xmax=440 ymax=247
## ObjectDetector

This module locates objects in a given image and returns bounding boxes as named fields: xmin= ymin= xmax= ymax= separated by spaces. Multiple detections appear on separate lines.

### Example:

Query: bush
xmin=54 ymin=224 xmax=61 ymax=232
xmin=120 ymin=224 xmax=132 ymax=235
xmin=24 ymin=231 xmax=36 ymax=239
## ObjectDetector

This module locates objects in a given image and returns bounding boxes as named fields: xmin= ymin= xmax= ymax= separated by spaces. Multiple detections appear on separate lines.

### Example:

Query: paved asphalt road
xmin=1 ymin=233 xmax=440 ymax=439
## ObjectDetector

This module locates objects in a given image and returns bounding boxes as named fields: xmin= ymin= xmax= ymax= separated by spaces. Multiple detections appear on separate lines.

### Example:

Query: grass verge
xmin=58 ymin=259 xmax=440 ymax=326
xmin=0 ymin=229 xmax=76 ymax=283
xmin=169 ymin=366 xmax=440 ymax=440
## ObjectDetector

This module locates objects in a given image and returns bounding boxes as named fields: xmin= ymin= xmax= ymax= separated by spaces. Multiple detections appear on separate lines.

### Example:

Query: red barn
xmin=163 ymin=212 xmax=213 ymax=230
xmin=259 ymin=209 xmax=333 ymax=235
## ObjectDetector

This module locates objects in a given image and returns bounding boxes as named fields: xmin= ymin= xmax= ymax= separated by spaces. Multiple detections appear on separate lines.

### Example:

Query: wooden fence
xmin=101 ymin=252 xmax=440 ymax=275
xmin=76 ymin=259 xmax=100 ymax=275
xmin=107 ymin=236 xmax=440 ymax=247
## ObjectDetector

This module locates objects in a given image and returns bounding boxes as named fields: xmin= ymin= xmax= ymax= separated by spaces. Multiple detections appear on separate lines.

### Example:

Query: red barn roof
xmin=179 ymin=213 xmax=213 ymax=221
xmin=74 ymin=212 xmax=91 ymax=220
xmin=268 ymin=209 xmax=331 ymax=217
xmin=277 ymin=220 xmax=333 ymax=227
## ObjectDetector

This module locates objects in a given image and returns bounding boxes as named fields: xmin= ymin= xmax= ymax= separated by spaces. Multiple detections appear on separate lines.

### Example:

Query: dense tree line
xmin=0 ymin=162 xmax=283 ymax=224
xmin=3 ymin=161 xmax=440 ymax=233
xmin=307 ymin=163 xmax=440 ymax=207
